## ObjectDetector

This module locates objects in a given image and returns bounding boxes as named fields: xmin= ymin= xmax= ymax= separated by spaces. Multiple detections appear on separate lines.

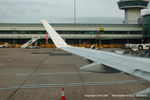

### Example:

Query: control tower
xmin=118 ymin=0 xmax=149 ymax=24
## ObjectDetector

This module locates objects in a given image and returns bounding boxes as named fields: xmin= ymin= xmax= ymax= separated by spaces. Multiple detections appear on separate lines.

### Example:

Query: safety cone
xmin=61 ymin=87 xmax=66 ymax=100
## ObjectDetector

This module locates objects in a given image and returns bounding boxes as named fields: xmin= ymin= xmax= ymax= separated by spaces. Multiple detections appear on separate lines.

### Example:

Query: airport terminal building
xmin=0 ymin=23 xmax=143 ymax=44
xmin=0 ymin=14 xmax=149 ymax=48
xmin=0 ymin=0 xmax=149 ymax=48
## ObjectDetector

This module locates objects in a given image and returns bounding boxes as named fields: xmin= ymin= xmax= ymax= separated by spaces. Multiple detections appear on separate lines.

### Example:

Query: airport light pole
xmin=74 ymin=0 xmax=76 ymax=24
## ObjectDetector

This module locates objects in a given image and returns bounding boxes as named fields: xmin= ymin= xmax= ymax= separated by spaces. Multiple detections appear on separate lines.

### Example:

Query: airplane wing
xmin=41 ymin=19 xmax=150 ymax=82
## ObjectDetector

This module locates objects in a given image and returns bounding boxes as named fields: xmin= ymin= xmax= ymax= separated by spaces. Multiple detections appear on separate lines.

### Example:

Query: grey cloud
xmin=0 ymin=0 xmax=149 ymax=23
xmin=0 ymin=0 xmax=53 ymax=7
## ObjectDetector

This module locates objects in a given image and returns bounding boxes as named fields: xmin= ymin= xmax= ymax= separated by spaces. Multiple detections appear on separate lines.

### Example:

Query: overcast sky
xmin=0 ymin=0 xmax=150 ymax=23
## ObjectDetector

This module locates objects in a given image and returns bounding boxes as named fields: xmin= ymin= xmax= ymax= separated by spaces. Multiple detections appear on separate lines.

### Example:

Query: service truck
xmin=125 ymin=43 xmax=150 ymax=50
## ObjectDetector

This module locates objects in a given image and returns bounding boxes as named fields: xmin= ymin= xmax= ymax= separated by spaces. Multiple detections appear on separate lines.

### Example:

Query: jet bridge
xmin=21 ymin=36 xmax=40 ymax=48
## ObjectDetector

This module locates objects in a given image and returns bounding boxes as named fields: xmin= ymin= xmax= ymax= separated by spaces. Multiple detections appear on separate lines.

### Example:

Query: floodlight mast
xmin=74 ymin=0 xmax=76 ymax=24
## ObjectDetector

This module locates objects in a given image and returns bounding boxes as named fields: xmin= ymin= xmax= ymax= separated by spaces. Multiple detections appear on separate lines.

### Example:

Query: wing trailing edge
xmin=41 ymin=19 xmax=150 ymax=98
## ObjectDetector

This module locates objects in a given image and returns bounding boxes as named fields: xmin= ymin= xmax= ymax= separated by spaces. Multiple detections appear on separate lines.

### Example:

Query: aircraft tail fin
xmin=41 ymin=19 xmax=69 ymax=48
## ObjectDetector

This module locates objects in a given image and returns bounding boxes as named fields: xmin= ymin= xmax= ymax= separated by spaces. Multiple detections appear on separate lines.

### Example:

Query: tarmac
xmin=0 ymin=48 xmax=150 ymax=100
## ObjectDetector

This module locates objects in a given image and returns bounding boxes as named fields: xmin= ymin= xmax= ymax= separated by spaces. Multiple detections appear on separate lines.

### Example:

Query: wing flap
xmin=80 ymin=62 xmax=105 ymax=72
xmin=136 ymin=88 xmax=150 ymax=98
xmin=80 ymin=62 xmax=120 ymax=73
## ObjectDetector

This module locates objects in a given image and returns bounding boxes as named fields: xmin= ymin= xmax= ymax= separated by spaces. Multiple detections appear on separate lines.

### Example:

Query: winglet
xmin=41 ymin=19 xmax=69 ymax=48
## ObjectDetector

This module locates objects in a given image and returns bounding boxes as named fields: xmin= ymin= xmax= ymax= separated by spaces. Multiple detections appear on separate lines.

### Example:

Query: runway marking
xmin=0 ymin=80 xmax=149 ymax=90
xmin=0 ymin=72 xmax=90 ymax=76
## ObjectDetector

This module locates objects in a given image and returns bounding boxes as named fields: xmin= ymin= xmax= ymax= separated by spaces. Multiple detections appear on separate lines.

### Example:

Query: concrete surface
xmin=0 ymin=48 xmax=149 ymax=100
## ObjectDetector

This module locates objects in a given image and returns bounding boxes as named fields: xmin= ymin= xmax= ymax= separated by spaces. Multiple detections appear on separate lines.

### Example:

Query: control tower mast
xmin=118 ymin=0 xmax=149 ymax=24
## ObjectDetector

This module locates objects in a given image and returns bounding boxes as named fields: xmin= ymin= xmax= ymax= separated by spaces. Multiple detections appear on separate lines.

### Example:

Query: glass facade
xmin=118 ymin=1 xmax=149 ymax=8
xmin=0 ymin=30 xmax=142 ymax=34
xmin=143 ymin=14 xmax=150 ymax=38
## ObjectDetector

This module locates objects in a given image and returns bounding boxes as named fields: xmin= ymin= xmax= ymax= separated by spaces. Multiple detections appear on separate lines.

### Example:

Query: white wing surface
xmin=41 ymin=19 xmax=150 ymax=81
